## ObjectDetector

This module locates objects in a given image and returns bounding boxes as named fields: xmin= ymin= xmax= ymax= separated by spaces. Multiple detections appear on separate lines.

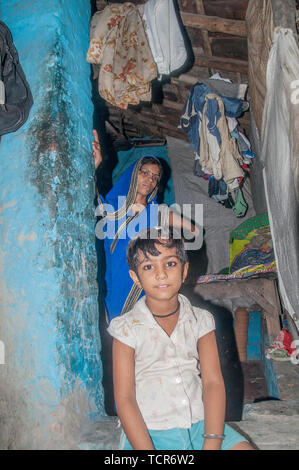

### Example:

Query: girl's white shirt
xmin=108 ymin=293 xmax=215 ymax=430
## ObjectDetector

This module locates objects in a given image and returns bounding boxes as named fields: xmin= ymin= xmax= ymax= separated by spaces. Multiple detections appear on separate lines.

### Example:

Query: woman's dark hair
xmin=139 ymin=156 xmax=163 ymax=181
xmin=127 ymin=227 xmax=188 ymax=273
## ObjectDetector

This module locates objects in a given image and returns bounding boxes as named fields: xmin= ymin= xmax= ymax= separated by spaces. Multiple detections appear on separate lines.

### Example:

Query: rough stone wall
xmin=0 ymin=0 xmax=105 ymax=449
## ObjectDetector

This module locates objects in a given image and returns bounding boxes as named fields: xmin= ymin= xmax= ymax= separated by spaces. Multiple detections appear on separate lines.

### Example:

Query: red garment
xmin=281 ymin=329 xmax=295 ymax=355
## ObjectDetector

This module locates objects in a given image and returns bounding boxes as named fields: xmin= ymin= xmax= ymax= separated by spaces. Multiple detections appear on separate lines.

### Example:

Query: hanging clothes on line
xmin=86 ymin=3 xmax=157 ymax=109
xmin=180 ymin=75 xmax=249 ymax=158
xmin=179 ymin=74 xmax=254 ymax=218
xmin=200 ymin=94 xmax=244 ymax=188
xmin=142 ymin=0 xmax=187 ymax=77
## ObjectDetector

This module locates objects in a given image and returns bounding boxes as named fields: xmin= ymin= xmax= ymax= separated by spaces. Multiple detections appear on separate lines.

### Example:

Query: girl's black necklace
xmin=151 ymin=302 xmax=180 ymax=319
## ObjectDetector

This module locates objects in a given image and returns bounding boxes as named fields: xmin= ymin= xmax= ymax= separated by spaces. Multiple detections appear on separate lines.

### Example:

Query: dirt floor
xmin=242 ymin=360 xmax=269 ymax=403
xmin=232 ymin=360 xmax=299 ymax=450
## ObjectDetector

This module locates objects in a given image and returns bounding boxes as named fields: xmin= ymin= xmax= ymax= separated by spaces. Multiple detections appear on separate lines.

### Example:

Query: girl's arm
xmin=197 ymin=331 xmax=226 ymax=450
xmin=113 ymin=338 xmax=155 ymax=450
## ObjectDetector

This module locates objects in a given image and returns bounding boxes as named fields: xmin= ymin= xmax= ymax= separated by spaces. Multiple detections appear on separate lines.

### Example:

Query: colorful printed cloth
xmin=229 ymin=213 xmax=276 ymax=274
xmin=196 ymin=268 xmax=277 ymax=285
xmin=87 ymin=4 xmax=157 ymax=109
xmin=196 ymin=214 xmax=277 ymax=284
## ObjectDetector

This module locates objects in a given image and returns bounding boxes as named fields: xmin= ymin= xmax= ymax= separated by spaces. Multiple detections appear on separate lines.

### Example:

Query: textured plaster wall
xmin=0 ymin=0 xmax=104 ymax=449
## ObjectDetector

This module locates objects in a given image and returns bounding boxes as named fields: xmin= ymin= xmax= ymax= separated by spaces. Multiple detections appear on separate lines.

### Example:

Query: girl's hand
xmin=92 ymin=129 xmax=103 ymax=170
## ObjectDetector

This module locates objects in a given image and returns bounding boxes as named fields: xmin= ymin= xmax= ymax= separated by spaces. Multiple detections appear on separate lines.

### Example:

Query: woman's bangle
xmin=202 ymin=433 xmax=225 ymax=440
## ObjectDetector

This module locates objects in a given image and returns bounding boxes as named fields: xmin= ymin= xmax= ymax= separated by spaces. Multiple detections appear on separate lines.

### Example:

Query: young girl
xmin=107 ymin=231 xmax=254 ymax=450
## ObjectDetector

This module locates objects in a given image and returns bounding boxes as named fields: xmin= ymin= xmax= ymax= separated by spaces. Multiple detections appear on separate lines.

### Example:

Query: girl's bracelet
xmin=202 ymin=433 xmax=225 ymax=440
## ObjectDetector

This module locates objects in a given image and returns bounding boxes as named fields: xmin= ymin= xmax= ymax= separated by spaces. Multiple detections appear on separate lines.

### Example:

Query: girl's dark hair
xmin=126 ymin=228 xmax=188 ymax=273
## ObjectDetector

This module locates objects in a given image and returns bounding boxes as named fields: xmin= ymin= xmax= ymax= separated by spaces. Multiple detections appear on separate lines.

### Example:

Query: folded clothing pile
xmin=180 ymin=74 xmax=254 ymax=218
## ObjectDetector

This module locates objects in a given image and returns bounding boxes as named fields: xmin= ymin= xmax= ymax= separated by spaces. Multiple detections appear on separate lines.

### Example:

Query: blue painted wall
xmin=0 ymin=0 xmax=104 ymax=449
xmin=261 ymin=319 xmax=280 ymax=399
xmin=247 ymin=312 xmax=262 ymax=360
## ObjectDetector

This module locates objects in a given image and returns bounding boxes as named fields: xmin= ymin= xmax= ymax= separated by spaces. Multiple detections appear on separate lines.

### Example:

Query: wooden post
xmin=194 ymin=0 xmax=214 ymax=75
xmin=234 ymin=307 xmax=249 ymax=362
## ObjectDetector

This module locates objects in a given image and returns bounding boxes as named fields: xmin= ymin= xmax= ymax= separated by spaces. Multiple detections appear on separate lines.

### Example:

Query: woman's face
xmin=136 ymin=163 xmax=160 ymax=200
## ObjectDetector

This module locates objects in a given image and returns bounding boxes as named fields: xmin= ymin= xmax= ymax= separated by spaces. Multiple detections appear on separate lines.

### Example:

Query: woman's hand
xmin=169 ymin=210 xmax=201 ymax=238
xmin=92 ymin=129 xmax=103 ymax=170
xmin=131 ymin=203 xmax=146 ymax=215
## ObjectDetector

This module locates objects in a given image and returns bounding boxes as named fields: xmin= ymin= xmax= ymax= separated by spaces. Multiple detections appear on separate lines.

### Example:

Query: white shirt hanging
xmin=143 ymin=0 xmax=187 ymax=76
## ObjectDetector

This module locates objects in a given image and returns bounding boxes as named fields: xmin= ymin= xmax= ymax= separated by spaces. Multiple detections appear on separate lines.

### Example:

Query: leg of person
xmin=222 ymin=423 xmax=255 ymax=450
xmin=189 ymin=421 xmax=254 ymax=450
xmin=119 ymin=422 xmax=255 ymax=450
xmin=119 ymin=426 xmax=197 ymax=450
xmin=229 ymin=441 xmax=255 ymax=450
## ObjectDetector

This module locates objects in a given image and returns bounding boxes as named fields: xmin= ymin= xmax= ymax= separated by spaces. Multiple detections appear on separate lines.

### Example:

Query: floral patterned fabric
xmin=86 ymin=3 xmax=157 ymax=109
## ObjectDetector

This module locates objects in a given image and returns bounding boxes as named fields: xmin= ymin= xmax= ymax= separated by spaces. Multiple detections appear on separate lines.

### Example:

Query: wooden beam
xmin=108 ymin=103 xmax=183 ymax=124
xmin=108 ymin=107 xmax=181 ymax=133
xmin=121 ymin=117 xmax=188 ymax=141
xmin=242 ymin=280 xmax=282 ymax=343
xmin=171 ymin=75 xmax=198 ymax=86
xmin=126 ymin=113 xmax=181 ymax=133
xmin=181 ymin=12 xmax=247 ymax=37
xmin=194 ymin=55 xmax=248 ymax=74
xmin=194 ymin=0 xmax=214 ymax=75
xmin=203 ymin=0 xmax=249 ymax=21
xmin=161 ymin=100 xmax=183 ymax=111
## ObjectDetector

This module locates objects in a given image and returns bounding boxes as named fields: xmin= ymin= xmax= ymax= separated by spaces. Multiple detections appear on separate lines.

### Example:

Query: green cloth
xmin=229 ymin=213 xmax=275 ymax=274
xmin=229 ymin=213 xmax=269 ymax=243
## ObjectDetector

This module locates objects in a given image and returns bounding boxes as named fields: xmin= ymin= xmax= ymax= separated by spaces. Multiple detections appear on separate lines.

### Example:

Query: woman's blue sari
xmin=96 ymin=158 xmax=159 ymax=323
